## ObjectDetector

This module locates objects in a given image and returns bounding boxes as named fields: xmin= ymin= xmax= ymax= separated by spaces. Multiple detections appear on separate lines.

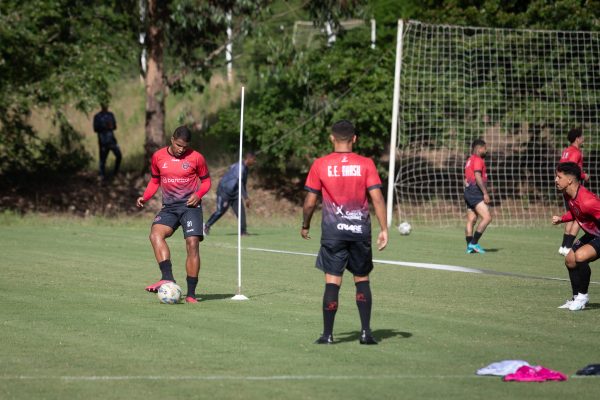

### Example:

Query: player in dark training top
xmin=464 ymin=139 xmax=492 ymax=254
xmin=557 ymin=127 xmax=590 ymax=256
xmin=301 ymin=120 xmax=388 ymax=345
xmin=552 ymin=162 xmax=598 ymax=311
xmin=136 ymin=126 xmax=211 ymax=303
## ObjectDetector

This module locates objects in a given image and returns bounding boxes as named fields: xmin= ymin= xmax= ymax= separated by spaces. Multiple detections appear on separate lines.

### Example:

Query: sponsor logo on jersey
xmin=337 ymin=223 xmax=362 ymax=233
xmin=161 ymin=177 xmax=191 ymax=183
xmin=341 ymin=155 xmax=348 ymax=163
xmin=162 ymin=162 xmax=168 ymax=169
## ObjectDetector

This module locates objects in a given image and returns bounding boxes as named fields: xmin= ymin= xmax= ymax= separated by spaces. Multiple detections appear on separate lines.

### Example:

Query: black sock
xmin=561 ymin=234 xmax=569 ymax=247
xmin=471 ymin=231 xmax=483 ymax=245
xmin=565 ymin=234 xmax=576 ymax=249
xmin=186 ymin=276 xmax=198 ymax=298
xmin=159 ymin=260 xmax=175 ymax=281
xmin=322 ymin=283 xmax=340 ymax=337
xmin=567 ymin=265 xmax=581 ymax=298
xmin=355 ymin=281 xmax=372 ymax=332
xmin=578 ymin=262 xmax=591 ymax=294
xmin=466 ymin=236 xmax=473 ymax=245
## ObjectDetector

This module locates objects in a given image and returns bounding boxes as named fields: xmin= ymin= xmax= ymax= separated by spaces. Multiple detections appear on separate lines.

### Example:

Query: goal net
xmin=390 ymin=20 xmax=600 ymax=227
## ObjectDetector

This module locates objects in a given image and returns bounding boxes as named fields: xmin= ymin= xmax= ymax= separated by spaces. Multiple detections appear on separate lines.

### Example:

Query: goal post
xmin=388 ymin=20 xmax=600 ymax=227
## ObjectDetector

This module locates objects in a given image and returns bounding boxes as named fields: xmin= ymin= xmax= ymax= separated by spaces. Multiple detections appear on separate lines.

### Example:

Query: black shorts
xmin=153 ymin=203 xmax=204 ymax=239
xmin=572 ymin=233 xmax=600 ymax=256
xmin=316 ymin=239 xmax=373 ymax=277
xmin=464 ymin=186 xmax=484 ymax=210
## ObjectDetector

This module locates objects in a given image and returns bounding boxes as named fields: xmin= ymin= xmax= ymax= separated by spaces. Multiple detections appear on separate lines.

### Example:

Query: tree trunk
xmin=143 ymin=0 xmax=168 ymax=170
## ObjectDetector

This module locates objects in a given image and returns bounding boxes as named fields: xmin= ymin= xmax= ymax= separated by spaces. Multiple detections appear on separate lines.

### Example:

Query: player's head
xmin=100 ymin=103 xmax=109 ymax=111
xmin=331 ymin=120 xmax=356 ymax=142
xmin=471 ymin=139 xmax=487 ymax=157
xmin=170 ymin=125 xmax=192 ymax=157
xmin=244 ymin=151 xmax=257 ymax=167
xmin=555 ymin=162 xmax=581 ymax=191
xmin=568 ymin=127 xmax=583 ymax=145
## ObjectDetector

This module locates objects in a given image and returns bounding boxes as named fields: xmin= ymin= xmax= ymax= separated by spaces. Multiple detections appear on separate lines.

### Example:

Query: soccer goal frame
xmin=387 ymin=20 xmax=600 ymax=227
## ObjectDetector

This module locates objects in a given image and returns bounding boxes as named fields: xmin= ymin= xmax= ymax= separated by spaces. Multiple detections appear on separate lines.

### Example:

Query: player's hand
xmin=300 ymin=227 xmax=311 ymax=240
xmin=245 ymin=198 xmax=251 ymax=208
xmin=136 ymin=197 xmax=145 ymax=208
xmin=377 ymin=230 xmax=388 ymax=251
xmin=551 ymin=216 xmax=562 ymax=225
xmin=187 ymin=193 xmax=201 ymax=207
xmin=483 ymin=194 xmax=491 ymax=204
xmin=584 ymin=173 xmax=590 ymax=182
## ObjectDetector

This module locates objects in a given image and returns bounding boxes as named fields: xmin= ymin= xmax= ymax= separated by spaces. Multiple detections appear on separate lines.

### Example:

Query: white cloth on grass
xmin=476 ymin=360 xmax=531 ymax=376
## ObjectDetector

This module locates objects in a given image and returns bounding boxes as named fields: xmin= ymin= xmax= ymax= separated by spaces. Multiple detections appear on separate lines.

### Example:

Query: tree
xmin=0 ymin=0 xmax=137 ymax=178
xmin=140 ymin=0 xmax=270 ymax=167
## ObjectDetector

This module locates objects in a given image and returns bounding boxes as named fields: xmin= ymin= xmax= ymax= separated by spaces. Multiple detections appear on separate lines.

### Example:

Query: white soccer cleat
xmin=557 ymin=299 xmax=574 ymax=309
xmin=569 ymin=293 xmax=589 ymax=311
xmin=558 ymin=246 xmax=568 ymax=256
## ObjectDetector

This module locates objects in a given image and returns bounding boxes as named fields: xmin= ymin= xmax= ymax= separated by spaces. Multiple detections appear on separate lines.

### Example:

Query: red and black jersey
xmin=304 ymin=152 xmax=382 ymax=241
xmin=561 ymin=186 xmax=600 ymax=236
xmin=148 ymin=147 xmax=210 ymax=205
xmin=559 ymin=145 xmax=586 ymax=180
xmin=464 ymin=154 xmax=487 ymax=187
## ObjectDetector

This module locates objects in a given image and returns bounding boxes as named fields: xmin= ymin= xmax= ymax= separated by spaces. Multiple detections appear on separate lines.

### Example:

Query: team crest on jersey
xmin=182 ymin=161 xmax=190 ymax=170
xmin=154 ymin=215 xmax=161 ymax=222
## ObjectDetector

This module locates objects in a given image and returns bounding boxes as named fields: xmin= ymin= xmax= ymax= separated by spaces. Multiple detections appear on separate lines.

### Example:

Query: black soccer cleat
xmin=314 ymin=334 xmax=334 ymax=344
xmin=359 ymin=330 xmax=378 ymax=345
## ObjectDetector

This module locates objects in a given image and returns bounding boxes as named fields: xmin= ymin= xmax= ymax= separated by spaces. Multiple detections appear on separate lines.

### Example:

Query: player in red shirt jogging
xmin=552 ymin=162 xmax=596 ymax=311
xmin=464 ymin=139 xmax=492 ymax=254
xmin=557 ymin=127 xmax=590 ymax=256
xmin=301 ymin=120 xmax=388 ymax=345
xmin=136 ymin=126 xmax=211 ymax=303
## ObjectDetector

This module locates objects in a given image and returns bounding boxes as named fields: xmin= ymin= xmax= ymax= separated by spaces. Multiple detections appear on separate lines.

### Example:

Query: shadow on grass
xmin=335 ymin=329 xmax=412 ymax=343
xmin=583 ymin=302 xmax=600 ymax=311
xmin=198 ymin=293 xmax=236 ymax=301
xmin=483 ymin=248 xmax=500 ymax=252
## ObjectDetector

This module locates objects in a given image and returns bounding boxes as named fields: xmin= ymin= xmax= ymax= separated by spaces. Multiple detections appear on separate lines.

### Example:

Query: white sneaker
xmin=569 ymin=293 xmax=589 ymax=311
xmin=558 ymin=298 xmax=574 ymax=309
xmin=558 ymin=246 xmax=570 ymax=256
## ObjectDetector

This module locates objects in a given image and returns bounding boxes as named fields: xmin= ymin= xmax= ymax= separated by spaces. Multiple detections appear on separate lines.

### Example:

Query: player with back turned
xmin=557 ymin=127 xmax=590 ymax=256
xmin=301 ymin=120 xmax=388 ymax=345
xmin=136 ymin=126 xmax=211 ymax=303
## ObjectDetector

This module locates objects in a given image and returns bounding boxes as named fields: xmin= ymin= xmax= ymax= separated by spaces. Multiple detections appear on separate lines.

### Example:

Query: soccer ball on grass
xmin=157 ymin=282 xmax=183 ymax=304
xmin=397 ymin=221 xmax=412 ymax=235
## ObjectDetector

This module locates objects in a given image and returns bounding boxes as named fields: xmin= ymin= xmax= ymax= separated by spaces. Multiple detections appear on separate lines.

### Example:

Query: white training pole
xmin=386 ymin=19 xmax=404 ymax=227
xmin=232 ymin=86 xmax=249 ymax=301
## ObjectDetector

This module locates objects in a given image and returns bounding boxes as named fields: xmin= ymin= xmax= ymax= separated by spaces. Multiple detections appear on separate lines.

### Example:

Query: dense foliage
xmin=0 ymin=0 xmax=137 ymax=179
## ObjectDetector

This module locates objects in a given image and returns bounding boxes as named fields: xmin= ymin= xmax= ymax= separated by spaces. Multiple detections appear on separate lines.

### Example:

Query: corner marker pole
xmin=232 ymin=86 xmax=249 ymax=301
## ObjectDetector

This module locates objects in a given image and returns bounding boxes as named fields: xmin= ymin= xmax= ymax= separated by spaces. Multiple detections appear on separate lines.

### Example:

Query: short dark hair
xmin=557 ymin=162 xmax=581 ymax=181
xmin=471 ymin=138 xmax=486 ymax=152
xmin=173 ymin=125 xmax=192 ymax=142
xmin=567 ymin=127 xmax=582 ymax=144
xmin=331 ymin=120 xmax=355 ymax=140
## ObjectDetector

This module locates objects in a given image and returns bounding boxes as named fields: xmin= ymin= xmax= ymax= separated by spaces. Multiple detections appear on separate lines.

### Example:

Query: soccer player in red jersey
xmin=464 ymin=139 xmax=492 ymax=254
xmin=301 ymin=120 xmax=388 ymax=345
xmin=557 ymin=127 xmax=590 ymax=256
xmin=552 ymin=162 xmax=596 ymax=311
xmin=136 ymin=126 xmax=211 ymax=303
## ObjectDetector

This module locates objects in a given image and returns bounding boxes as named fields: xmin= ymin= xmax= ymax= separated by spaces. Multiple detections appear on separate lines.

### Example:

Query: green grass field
xmin=1 ymin=214 xmax=599 ymax=399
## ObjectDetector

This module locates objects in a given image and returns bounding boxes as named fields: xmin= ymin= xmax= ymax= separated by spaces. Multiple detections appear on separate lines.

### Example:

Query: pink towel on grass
xmin=503 ymin=365 xmax=567 ymax=382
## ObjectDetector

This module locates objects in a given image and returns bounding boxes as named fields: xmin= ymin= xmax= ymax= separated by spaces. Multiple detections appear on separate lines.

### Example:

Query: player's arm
xmin=553 ymin=210 xmax=574 ymax=225
xmin=137 ymin=176 xmax=160 ymax=208
xmin=301 ymin=192 xmax=318 ymax=240
xmin=369 ymin=187 xmax=388 ymax=251
xmin=187 ymin=175 xmax=211 ymax=207
xmin=474 ymin=171 xmax=490 ymax=204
